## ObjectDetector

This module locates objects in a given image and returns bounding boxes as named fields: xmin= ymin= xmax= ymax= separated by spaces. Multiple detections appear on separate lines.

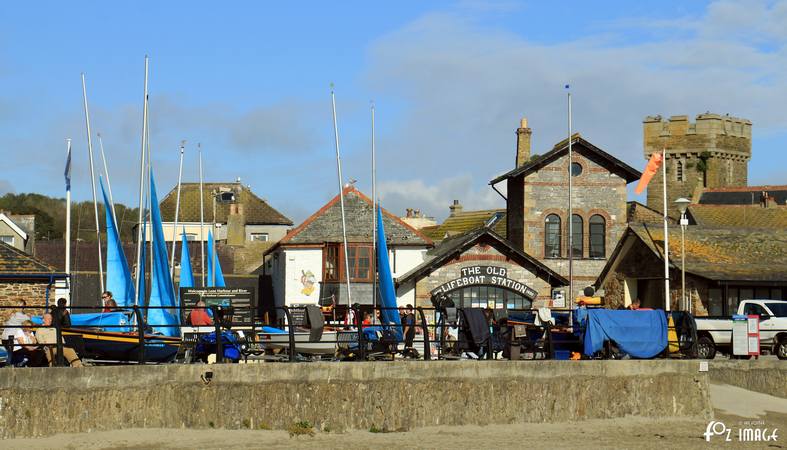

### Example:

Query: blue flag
xmin=64 ymin=142 xmax=71 ymax=190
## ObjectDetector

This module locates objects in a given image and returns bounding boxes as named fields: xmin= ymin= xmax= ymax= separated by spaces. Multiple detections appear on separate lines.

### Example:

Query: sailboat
xmin=60 ymin=175 xmax=181 ymax=364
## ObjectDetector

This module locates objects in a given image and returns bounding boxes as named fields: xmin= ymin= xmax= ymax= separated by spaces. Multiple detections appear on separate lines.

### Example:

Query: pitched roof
xmin=698 ymin=185 xmax=787 ymax=205
xmin=0 ymin=240 xmax=61 ymax=276
xmin=626 ymin=201 xmax=677 ymax=225
xmin=421 ymin=209 xmax=507 ymax=242
xmin=267 ymin=186 xmax=432 ymax=252
xmin=490 ymin=134 xmax=642 ymax=185
xmin=0 ymin=213 xmax=28 ymax=240
xmin=159 ymin=183 xmax=292 ymax=226
xmin=396 ymin=227 xmax=568 ymax=287
xmin=688 ymin=204 xmax=787 ymax=229
xmin=598 ymin=223 xmax=787 ymax=284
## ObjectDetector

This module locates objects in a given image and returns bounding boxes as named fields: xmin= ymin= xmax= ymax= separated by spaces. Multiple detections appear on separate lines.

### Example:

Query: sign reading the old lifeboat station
xmin=430 ymin=265 xmax=538 ymax=300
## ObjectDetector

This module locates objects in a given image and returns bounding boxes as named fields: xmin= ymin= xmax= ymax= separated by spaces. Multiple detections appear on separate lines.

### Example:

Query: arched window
xmin=589 ymin=215 xmax=606 ymax=258
xmin=571 ymin=215 xmax=583 ymax=258
xmin=677 ymin=161 xmax=683 ymax=182
xmin=545 ymin=214 xmax=561 ymax=258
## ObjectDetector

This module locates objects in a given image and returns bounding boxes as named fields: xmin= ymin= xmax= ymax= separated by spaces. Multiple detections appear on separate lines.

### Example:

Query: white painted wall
xmin=390 ymin=246 xmax=427 ymax=306
xmin=282 ymin=248 xmax=324 ymax=307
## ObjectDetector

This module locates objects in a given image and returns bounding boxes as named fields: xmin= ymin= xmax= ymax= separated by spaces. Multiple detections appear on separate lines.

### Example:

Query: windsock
xmin=634 ymin=151 xmax=664 ymax=194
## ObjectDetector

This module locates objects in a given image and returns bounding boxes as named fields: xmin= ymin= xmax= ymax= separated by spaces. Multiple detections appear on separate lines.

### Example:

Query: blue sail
xmin=178 ymin=229 xmax=194 ymax=290
xmin=100 ymin=177 xmax=135 ymax=307
xmin=376 ymin=204 xmax=402 ymax=340
xmin=207 ymin=229 xmax=226 ymax=287
xmin=137 ymin=220 xmax=146 ymax=306
xmin=146 ymin=174 xmax=180 ymax=337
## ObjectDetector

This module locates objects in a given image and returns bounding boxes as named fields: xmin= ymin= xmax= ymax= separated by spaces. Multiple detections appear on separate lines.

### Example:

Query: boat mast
xmin=170 ymin=142 xmax=185 ymax=278
xmin=198 ymin=143 xmax=205 ymax=286
xmin=65 ymin=138 xmax=72 ymax=294
xmin=371 ymin=101 xmax=377 ymax=321
xmin=97 ymin=133 xmax=117 ymax=225
xmin=134 ymin=56 xmax=149 ymax=307
xmin=81 ymin=73 xmax=105 ymax=294
xmin=330 ymin=84 xmax=352 ymax=308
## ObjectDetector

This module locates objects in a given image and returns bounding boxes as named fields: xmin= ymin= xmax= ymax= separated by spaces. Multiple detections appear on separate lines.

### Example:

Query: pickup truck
xmin=694 ymin=300 xmax=787 ymax=359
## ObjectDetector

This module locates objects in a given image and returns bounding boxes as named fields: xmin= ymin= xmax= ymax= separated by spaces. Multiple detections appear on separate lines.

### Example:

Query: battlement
xmin=644 ymin=113 xmax=752 ymax=141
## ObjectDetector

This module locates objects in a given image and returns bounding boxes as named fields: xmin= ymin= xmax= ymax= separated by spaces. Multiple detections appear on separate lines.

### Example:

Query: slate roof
xmin=698 ymin=185 xmax=787 ymax=205
xmin=421 ymin=209 xmax=507 ymax=242
xmin=159 ymin=183 xmax=292 ymax=226
xmin=267 ymin=187 xmax=432 ymax=252
xmin=688 ymin=205 xmax=787 ymax=229
xmin=626 ymin=201 xmax=677 ymax=225
xmin=598 ymin=223 xmax=787 ymax=284
xmin=396 ymin=228 xmax=568 ymax=287
xmin=490 ymin=134 xmax=642 ymax=185
xmin=0 ymin=240 xmax=61 ymax=277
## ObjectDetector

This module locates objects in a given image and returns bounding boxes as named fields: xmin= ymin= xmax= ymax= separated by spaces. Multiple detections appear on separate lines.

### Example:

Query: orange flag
xmin=635 ymin=151 xmax=664 ymax=194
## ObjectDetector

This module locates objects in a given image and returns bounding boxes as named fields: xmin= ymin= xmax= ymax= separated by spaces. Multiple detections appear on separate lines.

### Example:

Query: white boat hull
xmin=259 ymin=331 xmax=338 ymax=355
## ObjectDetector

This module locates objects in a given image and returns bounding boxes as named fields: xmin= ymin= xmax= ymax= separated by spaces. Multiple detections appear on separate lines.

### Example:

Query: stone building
xmin=490 ymin=119 xmax=641 ymax=302
xmin=396 ymin=228 xmax=568 ymax=320
xmin=0 ymin=240 xmax=67 ymax=322
xmin=595 ymin=224 xmax=787 ymax=313
xmin=154 ymin=181 xmax=293 ymax=245
xmin=262 ymin=187 xmax=432 ymax=315
xmin=643 ymin=113 xmax=752 ymax=217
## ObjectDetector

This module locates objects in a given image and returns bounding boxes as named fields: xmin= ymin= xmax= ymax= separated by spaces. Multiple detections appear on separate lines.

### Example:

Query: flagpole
xmin=170 ymin=142 xmax=185 ymax=278
xmin=81 ymin=73 xmax=105 ymax=294
xmin=567 ymin=86 xmax=574 ymax=306
xmin=65 ymin=138 xmax=72 ymax=286
xmin=134 ymin=56 xmax=149 ymax=307
xmin=371 ymin=101 xmax=377 ymax=321
xmin=331 ymin=84 xmax=352 ymax=308
xmin=198 ymin=143 xmax=206 ymax=287
xmin=662 ymin=147 xmax=670 ymax=311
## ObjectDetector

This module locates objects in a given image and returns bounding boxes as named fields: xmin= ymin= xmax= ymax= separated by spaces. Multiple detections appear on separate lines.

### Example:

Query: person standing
xmin=402 ymin=304 xmax=416 ymax=350
xmin=52 ymin=298 xmax=72 ymax=329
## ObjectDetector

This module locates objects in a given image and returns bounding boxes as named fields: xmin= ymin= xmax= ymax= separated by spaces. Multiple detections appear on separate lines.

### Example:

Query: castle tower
xmin=643 ymin=113 xmax=751 ymax=216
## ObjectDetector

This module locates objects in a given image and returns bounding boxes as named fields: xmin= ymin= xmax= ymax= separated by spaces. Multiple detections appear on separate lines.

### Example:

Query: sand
xmin=4 ymin=383 xmax=786 ymax=449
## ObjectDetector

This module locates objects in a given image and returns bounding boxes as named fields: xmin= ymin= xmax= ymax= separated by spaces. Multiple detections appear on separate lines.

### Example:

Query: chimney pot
xmin=449 ymin=200 xmax=463 ymax=217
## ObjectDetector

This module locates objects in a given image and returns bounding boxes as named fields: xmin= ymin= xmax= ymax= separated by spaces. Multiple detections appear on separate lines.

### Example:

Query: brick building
xmin=643 ymin=113 xmax=752 ymax=217
xmin=490 ymin=119 xmax=641 ymax=302
xmin=0 ymin=240 xmax=67 ymax=322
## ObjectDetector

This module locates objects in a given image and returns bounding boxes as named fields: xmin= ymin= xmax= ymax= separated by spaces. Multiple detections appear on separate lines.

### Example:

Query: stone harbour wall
xmin=0 ymin=360 xmax=749 ymax=439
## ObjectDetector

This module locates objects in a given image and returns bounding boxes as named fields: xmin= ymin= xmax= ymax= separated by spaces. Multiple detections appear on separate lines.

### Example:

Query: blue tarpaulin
xmin=31 ymin=312 xmax=132 ymax=332
xmin=583 ymin=309 xmax=667 ymax=358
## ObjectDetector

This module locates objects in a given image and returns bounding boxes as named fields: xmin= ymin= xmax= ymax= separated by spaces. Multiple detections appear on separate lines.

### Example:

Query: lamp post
xmin=674 ymin=198 xmax=691 ymax=312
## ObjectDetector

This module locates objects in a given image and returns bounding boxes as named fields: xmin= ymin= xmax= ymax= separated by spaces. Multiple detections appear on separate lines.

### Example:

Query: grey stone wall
xmin=0 ymin=360 xmax=728 ymax=438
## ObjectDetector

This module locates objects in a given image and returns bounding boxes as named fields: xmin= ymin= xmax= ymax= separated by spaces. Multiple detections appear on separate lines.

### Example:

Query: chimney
xmin=516 ymin=117 xmax=532 ymax=168
xmin=449 ymin=200 xmax=463 ymax=217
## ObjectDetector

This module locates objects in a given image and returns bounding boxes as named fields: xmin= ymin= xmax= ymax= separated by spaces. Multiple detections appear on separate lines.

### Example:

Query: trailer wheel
xmin=697 ymin=336 xmax=716 ymax=359
xmin=776 ymin=339 xmax=787 ymax=360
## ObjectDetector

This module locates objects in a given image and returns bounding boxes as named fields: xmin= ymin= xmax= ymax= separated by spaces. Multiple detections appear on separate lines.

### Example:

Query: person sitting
xmin=101 ymin=291 xmax=115 ymax=312
xmin=362 ymin=312 xmax=372 ymax=327
xmin=12 ymin=320 xmax=47 ymax=366
xmin=36 ymin=312 xmax=83 ymax=367
xmin=188 ymin=300 xmax=213 ymax=326
xmin=1 ymin=299 xmax=31 ymax=343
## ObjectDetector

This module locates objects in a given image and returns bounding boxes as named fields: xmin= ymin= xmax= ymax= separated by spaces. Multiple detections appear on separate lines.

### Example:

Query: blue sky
xmin=1 ymin=1 xmax=786 ymax=223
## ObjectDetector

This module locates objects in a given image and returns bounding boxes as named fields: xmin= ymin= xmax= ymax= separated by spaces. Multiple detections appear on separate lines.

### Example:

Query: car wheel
xmin=697 ymin=336 xmax=716 ymax=359
xmin=777 ymin=340 xmax=787 ymax=360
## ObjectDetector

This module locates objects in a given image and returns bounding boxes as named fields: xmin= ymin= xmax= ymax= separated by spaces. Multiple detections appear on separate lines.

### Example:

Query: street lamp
xmin=674 ymin=197 xmax=691 ymax=312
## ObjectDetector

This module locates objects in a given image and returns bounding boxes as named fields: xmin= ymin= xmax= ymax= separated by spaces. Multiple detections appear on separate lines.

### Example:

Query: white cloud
xmin=362 ymin=1 xmax=787 ymax=213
